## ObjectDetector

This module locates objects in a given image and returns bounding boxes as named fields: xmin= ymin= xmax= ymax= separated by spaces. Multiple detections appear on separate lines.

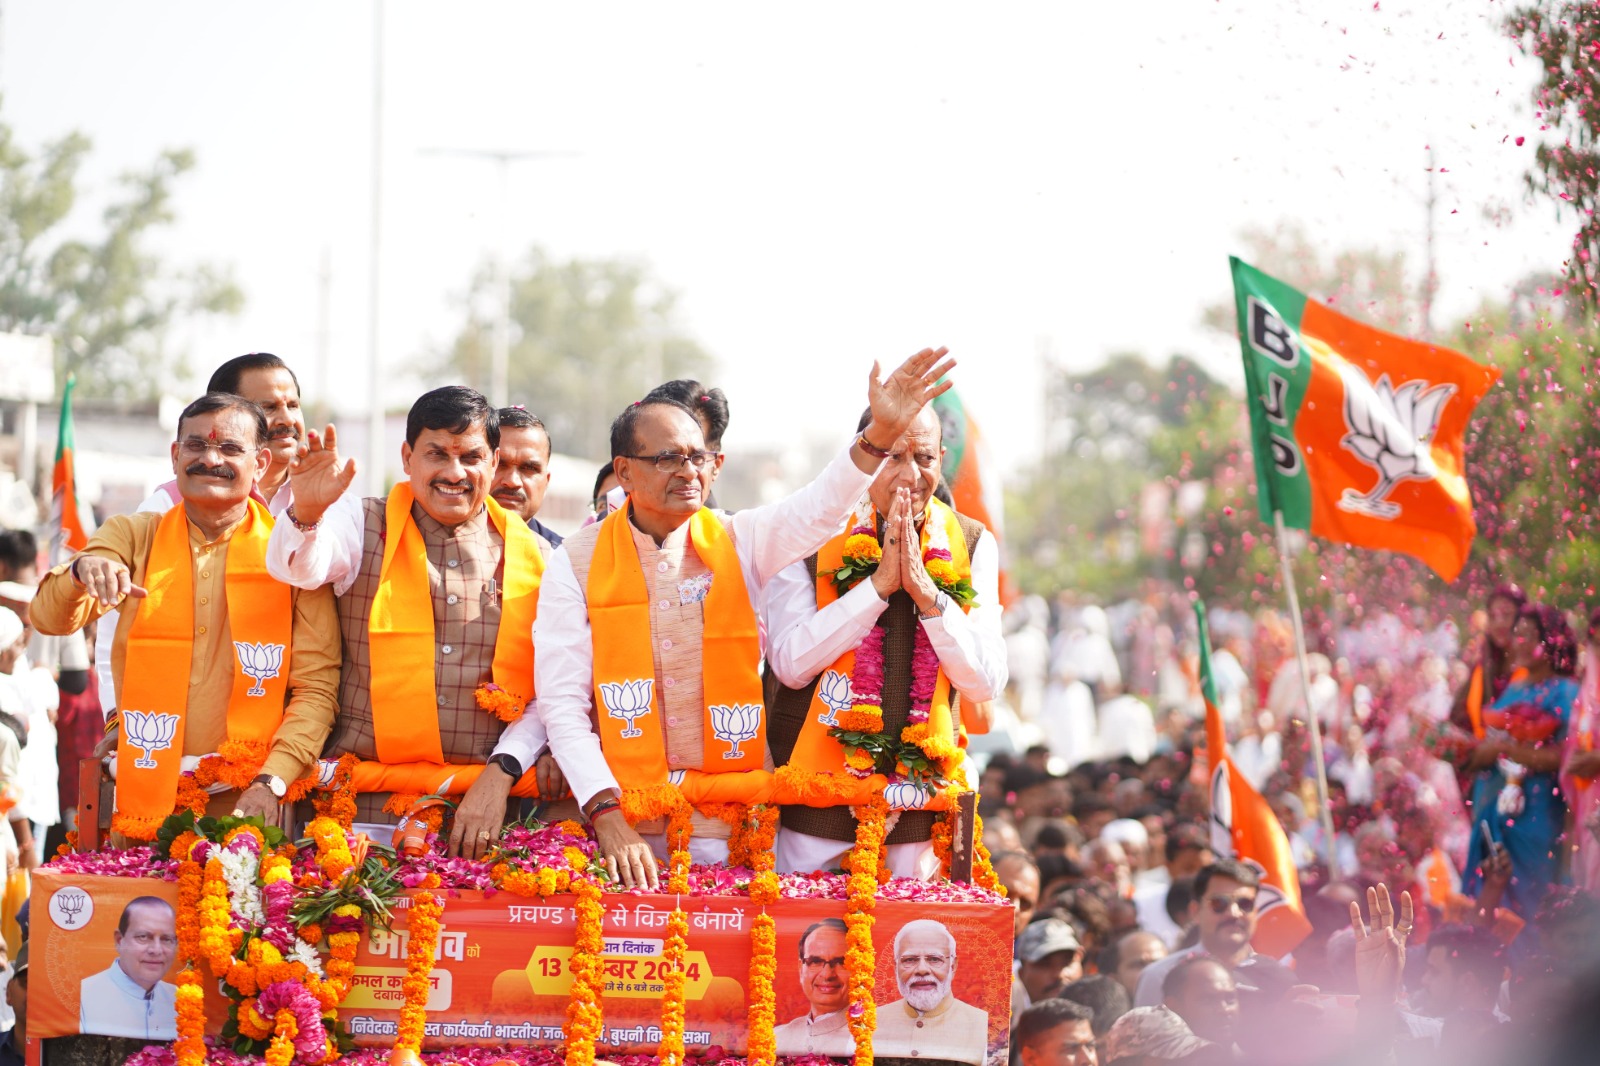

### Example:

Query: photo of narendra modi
xmin=874 ymin=918 xmax=989 ymax=1065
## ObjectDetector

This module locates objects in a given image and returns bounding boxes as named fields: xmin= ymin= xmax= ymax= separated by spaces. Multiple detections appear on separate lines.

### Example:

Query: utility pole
xmin=1423 ymin=145 xmax=1438 ymax=341
xmin=366 ymin=0 xmax=386 ymax=495
xmin=419 ymin=149 xmax=575 ymax=407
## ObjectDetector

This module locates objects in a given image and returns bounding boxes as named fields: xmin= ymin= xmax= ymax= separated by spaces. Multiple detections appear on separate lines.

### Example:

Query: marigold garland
xmin=745 ymin=912 xmax=778 ymax=1066
xmin=843 ymin=794 xmax=889 ymax=1066
xmin=199 ymin=853 xmax=235 ymax=974
xmin=394 ymin=877 xmax=444 ymax=1056
xmin=310 ymin=753 xmax=360 ymax=830
xmin=174 ymin=852 xmax=207 ymax=1066
xmin=563 ymin=848 xmax=605 ymax=1066
xmin=265 ymin=1011 xmax=298 ymax=1066
xmin=474 ymin=681 xmax=526 ymax=723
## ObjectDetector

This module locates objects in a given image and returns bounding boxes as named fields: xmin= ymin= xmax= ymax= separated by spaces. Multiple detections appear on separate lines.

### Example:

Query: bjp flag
xmin=932 ymin=389 xmax=1015 ymax=605
xmin=1196 ymin=599 xmax=1311 ymax=958
xmin=50 ymin=374 xmax=89 ymax=562
xmin=1229 ymin=257 xmax=1500 ymax=581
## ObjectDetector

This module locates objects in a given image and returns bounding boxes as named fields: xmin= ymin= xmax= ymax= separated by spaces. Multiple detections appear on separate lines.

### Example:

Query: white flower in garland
xmin=218 ymin=848 xmax=266 ymax=925
xmin=288 ymin=938 xmax=326 ymax=977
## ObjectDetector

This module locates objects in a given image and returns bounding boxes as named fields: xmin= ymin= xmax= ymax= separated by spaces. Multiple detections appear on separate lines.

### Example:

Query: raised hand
xmin=1350 ymin=883 xmax=1413 ymax=1005
xmin=870 ymin=488 xmax=906 ymax=601
xmin=289 ymin=425 xmax=358 ymax=525
xmin=865 ymin=347 xmax=956 ymax=445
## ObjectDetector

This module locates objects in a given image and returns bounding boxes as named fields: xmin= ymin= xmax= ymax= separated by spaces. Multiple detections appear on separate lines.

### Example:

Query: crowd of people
xmin=994 ymin=584 xmax=1600 ymax=1065
xmin=0 ymin=341 xmax=1597 ymax=1065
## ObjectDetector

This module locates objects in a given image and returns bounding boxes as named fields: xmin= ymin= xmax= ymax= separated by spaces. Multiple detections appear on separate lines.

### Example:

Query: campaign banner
xmin=31 ymin=871 xmax=1013 ymax=1064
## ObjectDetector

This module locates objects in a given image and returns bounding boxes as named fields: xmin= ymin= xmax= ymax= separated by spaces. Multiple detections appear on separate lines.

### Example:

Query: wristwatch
xmin=919 ymin=592 xmax=950 ymax=621
xmin=489 ymin=753 xmax=523 ymax=779
xmin=253 ymin=773 xmax=287 ymax=798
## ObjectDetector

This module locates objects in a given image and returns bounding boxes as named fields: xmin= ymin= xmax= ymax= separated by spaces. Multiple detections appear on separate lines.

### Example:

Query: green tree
xmin=436 ymin=247 xmax=715 ymax=460
xmin=0 ymin=112 xmax=243 ymax=398
xmin=1508 ymin=1 xmax=1600 ymax=311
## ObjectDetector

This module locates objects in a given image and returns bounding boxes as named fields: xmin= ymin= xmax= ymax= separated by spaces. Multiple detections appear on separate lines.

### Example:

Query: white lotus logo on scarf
xmin=709 ymin=703 xmax=762 ymax=759
xmin=234 ymin=641 xmax=286 ymax=697
xmin=816 ymin=670 xmax=852 ymax=727
xmin=600 ymin=679 xmax=655 ymax=738
xmin=1336 ymin=364 xmax=1456 ymax=521
xmin=884 ymin=780 xmax=933 ymax=811
xmin=122 ymin=710 xmax=179 ymax=769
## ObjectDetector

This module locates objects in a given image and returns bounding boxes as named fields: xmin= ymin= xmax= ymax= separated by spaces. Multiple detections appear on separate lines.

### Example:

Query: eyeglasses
xmin=179 ymin=437 xmax=252 ymax=459
xmin=801 ymin=955 xmax=846 ymax=972
xmin=620 ymin=450 xmax=720 ymax=474
xmin=896 ymin=953 xmax=952 ymax=968
xmin=1204 ymin=894 xmax=1258 ymax=915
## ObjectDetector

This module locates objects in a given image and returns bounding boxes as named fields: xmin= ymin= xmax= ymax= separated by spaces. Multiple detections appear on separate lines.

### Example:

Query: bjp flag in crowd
xmin=1196 ymin=599 xmax=1311 ymax=958
xmin=1229 ymin=257 xmax=1501 ymax=581
xmin=932 ymin=389 xmax=1015 ymax=605
xmin=50 ymin=373 xmax=89 ymax=563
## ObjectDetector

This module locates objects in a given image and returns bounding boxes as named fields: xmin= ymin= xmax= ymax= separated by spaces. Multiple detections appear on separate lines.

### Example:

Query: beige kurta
xmin=874 ymin=995 xmax=989 ymax=1064
xmin=773 ymin=1008 xmax=855 ymax=1058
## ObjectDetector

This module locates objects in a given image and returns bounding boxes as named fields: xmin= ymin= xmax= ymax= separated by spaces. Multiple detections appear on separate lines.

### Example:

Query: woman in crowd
xmin=1561 ymin=607 xmax=1600 ymax=892
xmin=1463 ymin=603 xmax=1579 ymax=915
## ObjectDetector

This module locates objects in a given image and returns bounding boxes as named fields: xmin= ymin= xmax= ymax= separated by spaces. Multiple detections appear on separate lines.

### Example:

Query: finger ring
xmin=477 ymin=830 xmax=491 ymax=839
xmin=1396 ymin=924 xmax=1412 ymax=934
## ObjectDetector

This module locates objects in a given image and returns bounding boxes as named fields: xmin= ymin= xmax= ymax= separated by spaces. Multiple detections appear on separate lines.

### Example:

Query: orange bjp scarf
xmin=586 ymin=505 xmax=765 ymax=787
xmin=116 ymin=500 xmax=290 ymax=838
xmin=786 ymin=498 xmax=971 ymax=779
xmin=367 ymin=484 xmax=543 ymax=765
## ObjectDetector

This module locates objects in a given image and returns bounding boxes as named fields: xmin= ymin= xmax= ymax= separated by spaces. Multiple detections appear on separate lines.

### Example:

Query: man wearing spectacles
xmin=1135 ymin=858 xmax=1266 ymax=1007
xmin=876 ymin=918 xmax=989 ymax=1065
xmin=79 ymin=897 xmax=179 ymax=1039
xmin=517 ymin=349 xmax=956 ymax=888
xmin=773 ymin=918 xmax=854 ymax=1057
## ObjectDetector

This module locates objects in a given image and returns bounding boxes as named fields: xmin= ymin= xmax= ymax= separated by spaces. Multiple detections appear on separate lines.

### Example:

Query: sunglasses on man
xmin=1204 ymin=893 xmax=1258 ymax=915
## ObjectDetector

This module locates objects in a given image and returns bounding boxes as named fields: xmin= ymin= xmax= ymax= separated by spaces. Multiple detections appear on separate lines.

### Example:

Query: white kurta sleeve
xmin=266 ymin=490 xmax=366 ymax=596
xmin=763 ymin=560 xmax=889 ymax=689
xmin=917 ymin=530 xmax=1007 ymax=701
xmin=491 ymin=699 xmax=549 ymax=772
xmin=532 ymin=547 xmax=620 ymax=808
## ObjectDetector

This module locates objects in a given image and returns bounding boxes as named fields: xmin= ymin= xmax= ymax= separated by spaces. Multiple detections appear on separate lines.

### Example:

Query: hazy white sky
xmin=0 ymin=0 xmax=1571 ymax=478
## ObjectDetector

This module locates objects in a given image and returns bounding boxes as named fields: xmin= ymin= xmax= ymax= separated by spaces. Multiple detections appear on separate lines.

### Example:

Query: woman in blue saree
xmin=1462 ymin=603 xmax=1579 ymax=916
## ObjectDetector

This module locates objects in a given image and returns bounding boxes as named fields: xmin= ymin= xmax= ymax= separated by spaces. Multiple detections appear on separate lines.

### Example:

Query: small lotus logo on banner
xmin=49 ymin=887 xmax=94 ymax=929
xmin=122 ymin=710 xmax=179 ymax=768
xmin=709 ymin=703 xmax=761 ymax=759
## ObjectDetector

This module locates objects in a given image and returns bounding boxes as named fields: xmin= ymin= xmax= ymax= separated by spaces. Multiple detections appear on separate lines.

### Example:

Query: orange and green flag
xmin=1230 ymin=257 xmax=1500 ymax=581
xmin=932 ymin=389 xmax=1015 ymax=605
xmin=1197 ymin=599 xmax=1311 ymax=958
xmin=50 ymin=374 xmax=88 ymax=562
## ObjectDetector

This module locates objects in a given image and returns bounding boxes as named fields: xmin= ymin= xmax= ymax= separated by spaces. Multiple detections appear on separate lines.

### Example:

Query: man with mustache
xmin=875 ymin=918 xmax=989 ymax=1065
xmin=490 ymin=406 xmax=563 ymax=555
xmin=267 ymin=387 xmax=545 ymax=857
xmin=773 ymin=918 xmax=855 ymax=1057
xmin=97 ymin=354 xmax=319 ymax=717
xmin=33 ymin=394 xmax=340 ymax=831
xmin=1135 ymin=859 xmax=1267 ymax=1007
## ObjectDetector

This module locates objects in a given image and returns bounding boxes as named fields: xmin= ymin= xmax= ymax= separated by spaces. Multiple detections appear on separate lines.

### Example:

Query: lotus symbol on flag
xmin=710 ymin=703 xmax=762 ymax=759
xmin=599 ymin=679 xmax=654 ymax=739
xmin=234 ymin=641 xmax=286 ymax=697
xmin=884 ymin=780 xmax=932 ymax=811
xmin=1336 ymin=367 xmax=1457 ymax=520
xmin=123 ymin=710 xmax=179 ymax=769
xmin=816 ymin=670 xmax=852 ymax=727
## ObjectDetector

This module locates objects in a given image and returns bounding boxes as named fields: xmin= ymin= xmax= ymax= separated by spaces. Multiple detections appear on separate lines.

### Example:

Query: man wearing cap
xmin=773 ymin=918 xmax=854 ymax=1058
xmin=1015 ymin=918 xmax=1085 ymax=1014
xmin=876 ymin=918 xmax=989 ymax=1066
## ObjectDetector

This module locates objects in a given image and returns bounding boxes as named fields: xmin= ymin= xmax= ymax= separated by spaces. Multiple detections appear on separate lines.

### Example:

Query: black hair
xmin=177 ymin=393 xmax=269 ymax=448
xmin=644 ymin=380 xmax=729 ymax=449
xmin=1100 ymin=928 xmax=1162 ymax=977
xmin=798 ymin=917 xmax=848 ymax=958
xmin=118 ymin=895 xmax=176 ymax=935
xmin=207 ymin=352 xmax=300 ymax=397
xmin=497 ymin=406 xmax=548 ymax=433
xmin=1013 ymin=998 xmax=1095 ymax=1052
xmin=608 ymin=397 xmax=698 ymax=460
xmin=1427 ymin=923 xmax=1506 ymax=990
xmin=1193 ymin=858 xmax=1260 ymax=900
xmin=1166 ymin=875 xmax=1197 ymax=926
xmin=592 ymin=461 xmax=616 ymax=505
xmin=1167 ymin=823 xmax=1212 ymax=863
xmin=0 ymin=530 xmax=38 ymax=575
xmin=1058 ymin=974 xmax=1132 ymax=1036
xmin=1162 ymin=954 xmax=1233 ymax=1002
xmin=405 ymin=386 xmax=499 ymax=450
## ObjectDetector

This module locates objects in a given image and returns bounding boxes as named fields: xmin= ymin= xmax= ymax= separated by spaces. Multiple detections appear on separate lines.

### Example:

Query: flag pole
xmin=1272 ymin=509 xmax=1339 ymax=863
